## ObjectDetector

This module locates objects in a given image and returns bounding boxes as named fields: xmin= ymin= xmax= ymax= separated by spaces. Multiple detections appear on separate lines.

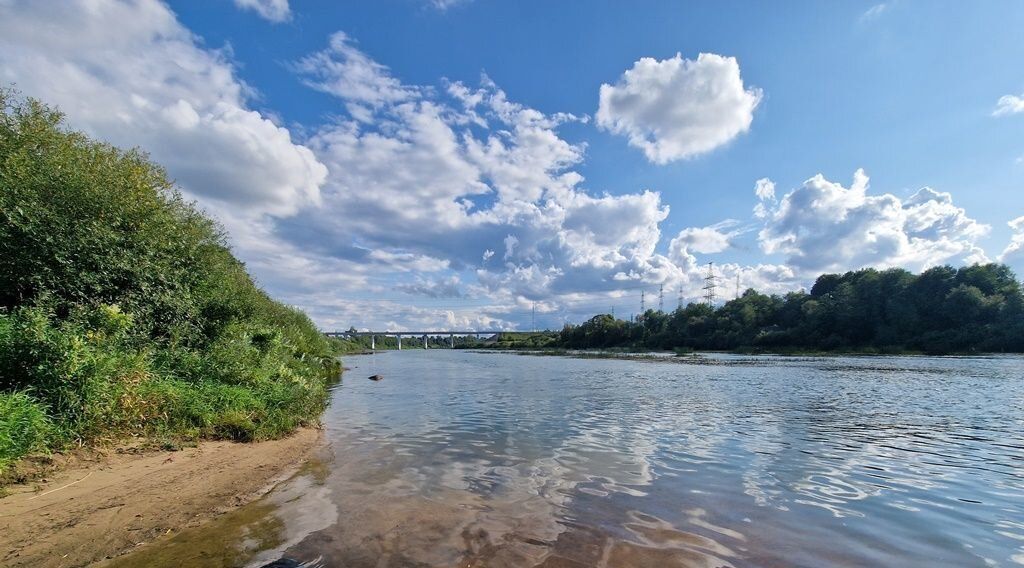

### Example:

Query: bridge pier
xmin=371 ymin=335 xmax=375 ymax=350
xmin=397 ymin=334 xmax=402 ymax=350
xmin=449 ymin=333 xmax=455 ymax=348
xmin=423 ymin=335 xmax=428 ymax=349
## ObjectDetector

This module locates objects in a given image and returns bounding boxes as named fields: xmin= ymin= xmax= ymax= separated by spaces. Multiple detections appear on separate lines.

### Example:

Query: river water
xmin=115 ymin=351 xmax=1024 ymax=567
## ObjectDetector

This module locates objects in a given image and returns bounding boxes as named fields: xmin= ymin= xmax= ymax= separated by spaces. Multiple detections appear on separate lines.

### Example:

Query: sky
xmin=1 ymin=0 xmax=1023 ymax=332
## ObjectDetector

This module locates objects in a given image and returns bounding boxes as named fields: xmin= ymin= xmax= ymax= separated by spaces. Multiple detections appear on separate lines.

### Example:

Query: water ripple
xmin=237 ymin=352 xmax=1024 ymax=566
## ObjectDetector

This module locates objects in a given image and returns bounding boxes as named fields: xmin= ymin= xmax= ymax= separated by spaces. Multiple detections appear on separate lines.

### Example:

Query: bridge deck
xmin=324 ymin=330 xmax=531 ymax=336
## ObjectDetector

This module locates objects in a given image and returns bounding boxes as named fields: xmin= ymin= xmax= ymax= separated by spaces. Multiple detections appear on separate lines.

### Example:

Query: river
xmin=114 ymin=350 xmax=1024 ymax=567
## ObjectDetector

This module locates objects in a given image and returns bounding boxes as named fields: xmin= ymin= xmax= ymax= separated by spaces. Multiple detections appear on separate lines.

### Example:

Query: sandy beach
xmin=0 ymin=428 xmax=322 ymax=568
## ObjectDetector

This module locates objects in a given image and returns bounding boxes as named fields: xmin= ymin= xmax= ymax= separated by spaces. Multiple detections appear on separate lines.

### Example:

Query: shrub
xmin=0 ymin=392 xmax=51 ymax=469
xmin=0 ymin=91 xmax=340 ymax=474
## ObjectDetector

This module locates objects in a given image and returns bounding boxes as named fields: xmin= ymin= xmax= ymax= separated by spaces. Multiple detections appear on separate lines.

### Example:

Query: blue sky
xmin=2 ymin=0 xmax=1023 ymax=330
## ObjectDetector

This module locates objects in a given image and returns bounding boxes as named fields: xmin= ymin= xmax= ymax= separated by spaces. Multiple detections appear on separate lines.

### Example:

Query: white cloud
xmin=669 ymin=222 xmax=741 ymax=255
xmin=597 ymin=53 xmax=762 ymax=163
xmin=428 ymin=0 xmax=471 ymax=10
xmin=3 ymin=4 xmax=1003 ymax=330
xmin=294 ymin=32 xmax=419 ymax=110
xmin=860 ymin=3 xmax=888 ymax=22
xmin=264 ymin=33 xmax=690 ymax=326
xmin=754 ymin=177 xmax=776 ymax=201
xmin=0 ymin=0 xmax=325 ymax=216
xmin=366 ymin=250 xmax=450 ymax=272
xmin=994 ymin=93 xmax=1024 ymax=116
xmin=998 ymin=216 xmax=1024 ymax=273
xmin=503 ymin=235 xmax=520 ymax=261
xmin=233 ymin=0 xmax=291 ymax=22
xmin=394 ymin=276 xmax=463 ymax=298
xmin=753 ymin=177 xmax=777 ymax=219
xmin=757 ymin=169 xmax=990 ymax=273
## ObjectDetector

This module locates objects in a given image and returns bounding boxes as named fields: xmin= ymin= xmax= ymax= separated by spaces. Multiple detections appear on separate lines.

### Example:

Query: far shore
xmin=354 ymin=346 xmax=1015 ymax=359
xmin=0 ymin=428 xmax=322 ymax=568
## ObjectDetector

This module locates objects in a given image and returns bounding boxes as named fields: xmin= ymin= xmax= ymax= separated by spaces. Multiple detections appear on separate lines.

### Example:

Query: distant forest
xmin=557 ymin=264 xmax=1024 ymax=354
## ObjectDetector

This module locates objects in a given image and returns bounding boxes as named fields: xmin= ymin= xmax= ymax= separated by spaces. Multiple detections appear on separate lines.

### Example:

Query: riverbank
xmin=0 ymin=427 xmax=322 ymax=568
xmin=0 ymin=94 xmax=341 ymax=476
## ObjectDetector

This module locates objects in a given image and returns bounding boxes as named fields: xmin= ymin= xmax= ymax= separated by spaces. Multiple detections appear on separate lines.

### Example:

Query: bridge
xmin=324 ymin=330 xmax=519 ymax=350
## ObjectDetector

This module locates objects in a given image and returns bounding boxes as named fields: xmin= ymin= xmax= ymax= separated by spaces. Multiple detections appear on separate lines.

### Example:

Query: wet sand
xmin=0 ymin=428 xmax=322 ymax=568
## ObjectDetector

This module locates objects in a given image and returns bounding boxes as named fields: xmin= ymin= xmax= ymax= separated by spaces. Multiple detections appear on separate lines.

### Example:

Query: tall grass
xmin=0 ymin=91 xmax=341 ymax=474
xmin=0 ymin=392 xmax=51 ymax=471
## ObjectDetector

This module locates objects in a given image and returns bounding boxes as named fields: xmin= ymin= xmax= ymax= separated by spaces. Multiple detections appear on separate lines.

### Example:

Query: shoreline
xmin=467 ymin=347 xmax=1021 ymax=359
xmin=0 ymin=428 xmax=322 ymax=568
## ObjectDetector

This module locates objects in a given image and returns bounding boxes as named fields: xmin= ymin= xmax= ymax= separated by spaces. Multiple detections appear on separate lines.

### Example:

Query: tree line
xmin=557 ymin=264 xmax=1024 ymax=354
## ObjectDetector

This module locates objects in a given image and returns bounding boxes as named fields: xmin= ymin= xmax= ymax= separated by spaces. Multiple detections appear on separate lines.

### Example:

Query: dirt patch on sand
xmin=0 ymin=428 xmax=322 ymax=568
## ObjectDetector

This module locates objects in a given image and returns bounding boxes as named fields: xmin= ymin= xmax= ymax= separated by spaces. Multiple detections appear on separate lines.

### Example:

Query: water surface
xmin=121 ymin=351 xmax=1024 ymax=567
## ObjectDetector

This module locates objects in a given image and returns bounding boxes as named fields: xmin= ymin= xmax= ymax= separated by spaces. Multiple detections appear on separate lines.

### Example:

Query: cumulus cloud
xmin=223 ymin=32 xmax=688 ymax=328
xmin=286 ymin=35 xmax=677 ymax=292
xmin=597 ymin=53 xmax=762 ymax=163
xmin=294 ymin=32 xmax=419 ymax=111
xmin=753 ymin=177 xmax=777 ymax=219
xmin=754 ymin=177 xmax=776 ymax=201
xmin=0 ymin=0 xmax=325 ymax=216
xmin=233 ymin=0 xmax=291 ymax=22
xmin=757 ymin=169 xmax=990 ymax=273
xmin=3 ymin=4 xmax=1001 ymax=330
xmin=669 ymin=221 xmax=741 ymax=255
xmin=394 ymin=276 xmax=463 ymax=298
xmin=998 ymin=216 xmax=1024 ymax=272
xmin=994 ymin=93 xmax=1024 ymax=116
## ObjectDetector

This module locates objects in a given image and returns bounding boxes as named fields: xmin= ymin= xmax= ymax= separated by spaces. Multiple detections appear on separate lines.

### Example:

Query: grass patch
xmin=0 ymin=392 xmax=51 ymax=471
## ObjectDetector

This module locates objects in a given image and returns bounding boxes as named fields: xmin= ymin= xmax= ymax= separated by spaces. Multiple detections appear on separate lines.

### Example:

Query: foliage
xmin=558 ymin=265 xmax=1024 ymax=354
xmin=0 ymin=392 xmax=51 ymax=471
xmin=0 ymin=92 xmax=340 ymax=472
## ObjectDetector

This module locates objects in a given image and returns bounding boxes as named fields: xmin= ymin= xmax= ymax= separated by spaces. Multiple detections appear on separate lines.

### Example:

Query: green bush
xmin=0 ymin=392 xmax=51 ymax=469
xmin=0 ymin=91 xmax=341 ymax=474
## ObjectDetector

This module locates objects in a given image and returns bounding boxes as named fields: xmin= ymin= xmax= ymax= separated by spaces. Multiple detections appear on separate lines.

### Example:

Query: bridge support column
xmin=397 ymin=334 xmax=402 ymax=350
xmin=371 ymin=335 xmax=375 ymax=350
xmin=450 ymin=333 xmax=454 ymax=348
xmin=423 ymin=335 xmax=428 ymax=349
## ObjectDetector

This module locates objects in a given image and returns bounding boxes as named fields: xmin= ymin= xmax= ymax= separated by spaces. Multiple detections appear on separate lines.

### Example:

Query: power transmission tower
xmin=658 ymin=284 xmax=664 ymax=312
xmin=703 ymin=262 xmax=717 ymax=306
xmin=532 ymin=302 xmax=536 ymax=331
xmin=678 ymin=286 xmax=683 ymax=310
xmin=640 ymin=290 xmax=646 ymax=320
xmin=735 ymin=273 xmax=741 ymax=300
